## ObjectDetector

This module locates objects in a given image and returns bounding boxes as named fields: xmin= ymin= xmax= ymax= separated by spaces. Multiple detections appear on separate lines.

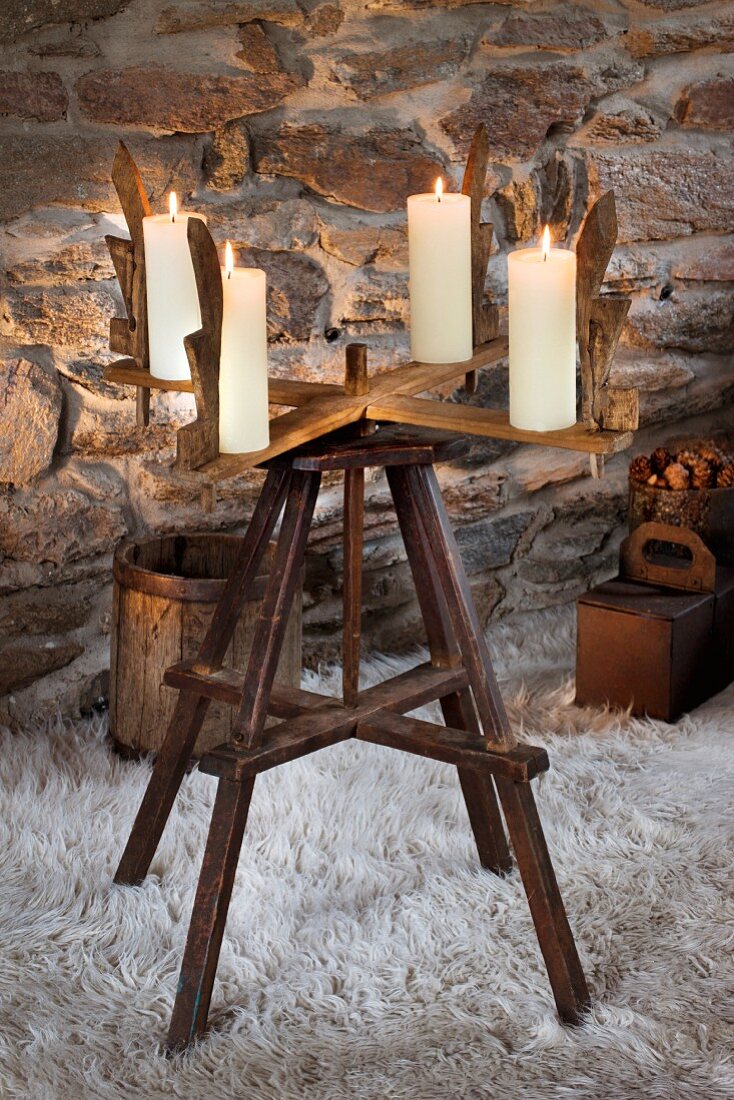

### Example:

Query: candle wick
xmin=437 ymin=194 xmax=441 ymax=204
xmin=227 ymin=271 xmax=232 ymax=279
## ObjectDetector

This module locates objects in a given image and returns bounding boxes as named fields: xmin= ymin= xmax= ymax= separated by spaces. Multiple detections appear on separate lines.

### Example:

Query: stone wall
xmin=0 ymin=0 xmax=732 ymax=725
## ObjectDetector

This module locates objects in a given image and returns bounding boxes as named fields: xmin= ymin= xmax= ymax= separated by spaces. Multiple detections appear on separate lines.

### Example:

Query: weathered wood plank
xmin=103 ymin=361 xmax=342 ymax=406
xmin=370 ymin=394 xmax=634 ymax=455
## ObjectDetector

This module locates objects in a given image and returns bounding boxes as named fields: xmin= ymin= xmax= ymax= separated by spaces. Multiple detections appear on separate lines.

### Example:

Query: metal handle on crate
xmin=620 ymin=521 xmax=716 ymax=593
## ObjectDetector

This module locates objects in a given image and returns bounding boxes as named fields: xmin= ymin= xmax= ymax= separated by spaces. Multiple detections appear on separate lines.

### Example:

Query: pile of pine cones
xmin=630 ymin=444 xmax=734 ymax=491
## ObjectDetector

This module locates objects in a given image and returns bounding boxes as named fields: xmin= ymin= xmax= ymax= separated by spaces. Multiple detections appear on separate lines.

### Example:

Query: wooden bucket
xmin=109 ymin=533 xmax=302 ymax=757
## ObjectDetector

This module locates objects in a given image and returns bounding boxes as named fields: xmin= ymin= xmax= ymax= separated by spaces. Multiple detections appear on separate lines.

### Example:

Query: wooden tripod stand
xmin=114 ymin=418 xmax=590 ymax=1054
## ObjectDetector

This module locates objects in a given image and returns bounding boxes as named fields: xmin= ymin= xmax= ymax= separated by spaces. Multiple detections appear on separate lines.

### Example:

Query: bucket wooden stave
xmin=110 ymin=533 xmax=301 ymax=757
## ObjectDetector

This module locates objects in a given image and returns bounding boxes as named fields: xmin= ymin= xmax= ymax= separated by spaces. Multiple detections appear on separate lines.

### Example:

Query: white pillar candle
xmin=407 ymin=178 xmax=473 ymax=364
xmin=143 ymin=192 xmax=206 ymax=381
xmin=218 ymin=242 xmax=270 ymax=455
xmin=508 ymin=226 xmax=577 ymax=432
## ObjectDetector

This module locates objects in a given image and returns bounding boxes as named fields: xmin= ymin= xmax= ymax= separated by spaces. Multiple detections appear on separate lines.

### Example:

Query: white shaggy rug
xmin=1 ymin=605 xmax=732 ymax=1100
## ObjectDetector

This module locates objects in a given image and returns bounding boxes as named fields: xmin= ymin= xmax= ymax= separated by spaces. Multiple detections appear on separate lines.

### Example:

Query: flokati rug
xmin=0 ymin=606 xmax=732 ymax=1100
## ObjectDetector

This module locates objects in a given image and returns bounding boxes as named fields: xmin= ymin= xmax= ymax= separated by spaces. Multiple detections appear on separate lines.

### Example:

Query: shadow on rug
xmin=0 ymin=605 xmax=732 ymax=1099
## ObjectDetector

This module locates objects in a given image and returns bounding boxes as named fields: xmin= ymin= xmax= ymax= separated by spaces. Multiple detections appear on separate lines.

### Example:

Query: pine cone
xmin=651 ymin=446 xmax=672 ymax=474
xmin=664 ymin=462 xmax=690 ymax=491
xmin=629 ymin=454 xmax=653 ymax=483
xmin=688 ymin=456 xmax=714 ymax=490
xmin=676 ymin=450 xmax=697 ymax=467
xmin=699 ymin=445 xmax=725 ymax=471
xmin=717 ymin=462 xmax=734 ymax=488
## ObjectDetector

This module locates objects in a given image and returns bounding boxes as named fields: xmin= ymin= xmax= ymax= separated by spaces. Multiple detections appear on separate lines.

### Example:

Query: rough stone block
xmin=456 ymin=511 xmax=534 ymax=575
xmin=2 ymin=285 xmax=120 ymax=358
xmin=307 ymin=4 xmax=344 ymax=36
xmin=486 ymin=7 xmax=607 ymax=51
xmin=624 ymin=290 xmax=734 ymax=354
xmin=581 ymin=100 xmax=662 ymax=144
xmin=252 ymin=125 xmax=439 ymax=212
xmin=0 ymin=69 xmax=67 ymax=120
xmin=0 ymin=0 xmax=126 ymax=43
xmin=0 ymin=133 xmax=202 ymax=222
xmin=442 ymin=59 xmax=641 ymax=160
xmin=0 ymin=638 xmax=84 ymax=696
xmin=156 ymin=0 xmax=303 ymax=34
xmin=236 ymin=22 xmax=281 ymax=72
xmin=672 ymin=239 xmax=734 ymax=281
xmin=203 ymin=120 xmax=251 ymax=191
xmin=585 ymin=148 xmax=734 ymax=242
xmin=676 ymin=76 xmax=734 ymax=131
xmin=0 ymin=485 xmax=127 ymax=572
xmin=331 ymin=36 xmax=469 ymax=98
xmin=233 ymin=247 xmax=329 ymax=341
xmin=203 ymin=196 xmax=319 ymax=250
xmin=0 ymin=359 xmax=61 ymax=486
xmin=0 ymin=578 xmax=99 ymax=637
xmin=76 ymin=65 xmax=302 ymax=132
xmin=319 ymin=225 xmax=408 ymax=269
xmin=627 ymin=8 xmax=734 ymax=57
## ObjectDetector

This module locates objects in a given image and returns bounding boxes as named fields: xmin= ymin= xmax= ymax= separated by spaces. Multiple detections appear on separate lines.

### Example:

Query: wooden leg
xmin=233 ymin=469 xmax=321 ymax=748
xmin=115 ymin=694 xmax=211 ymax=886
xmin=195 ymin=468 xmax=291 ymax=670
xmin=114 ymin=468 xmax=290 ymax=887
xmin=386 ymin=464 xmax=511 ymax=874
xmin=495 ymin=778 xmax=590 ymax=1024
xmin=166 ymin=777 xmax=254 ymax=1053
xmin=391 ymin=464 xmax=589 ymax=1022
xmin=400 ymin=464 xmax=514 ymax=748
xmin=455 ymin=743 xmax=512 ymax=874
xmin=342 ymin=468 xmax=364 ymax=707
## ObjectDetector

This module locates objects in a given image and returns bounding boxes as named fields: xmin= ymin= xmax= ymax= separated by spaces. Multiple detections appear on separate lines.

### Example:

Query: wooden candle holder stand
xmin=103 ymin=128 xmax=637 ymax=490
xmin=104 ymin=129 xmax=642 ymax=1052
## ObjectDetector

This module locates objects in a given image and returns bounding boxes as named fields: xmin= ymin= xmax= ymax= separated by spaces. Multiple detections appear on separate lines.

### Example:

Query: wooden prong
xmin=576 ymin=191 xmax=618 ymax=426
xmin=109 ymin=142 xmax=152 ymax=416
xmin=461 ymin=126 xmax=499 ymax=387
xmin=176 ymin=219 xmax=223 ymax=471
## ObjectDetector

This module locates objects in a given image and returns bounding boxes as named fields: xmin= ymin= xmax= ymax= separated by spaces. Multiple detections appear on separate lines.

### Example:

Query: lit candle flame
xmin=225 ymin=240 xmax=234 ymax=279
xmin=542 ymin=224 xmax=551 ymax=261
xmin=435 ymin=177 xmax=443 ymax=203
xmin=169 ymin=191 xmax=177 ymax=223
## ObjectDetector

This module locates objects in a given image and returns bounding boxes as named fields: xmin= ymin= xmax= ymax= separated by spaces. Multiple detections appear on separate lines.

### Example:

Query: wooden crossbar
xmin=198 ymin=662 xmax=471 ymax=780
xmin=356 ymin=711 xmax=549 ymax=782
xmin=104 ymin=362 xmax=342 ymax=407
xmin=164 ymin=661 xmax=333 ymax=715
xmin=369 ymin=395 xmax=634 ymax=455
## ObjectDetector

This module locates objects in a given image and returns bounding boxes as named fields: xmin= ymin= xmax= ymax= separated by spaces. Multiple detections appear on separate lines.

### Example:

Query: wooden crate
xmin=576 ymin=522 xmax=734 ymax=722
xmin=109 ymin=533 xmax=301 ymax=756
